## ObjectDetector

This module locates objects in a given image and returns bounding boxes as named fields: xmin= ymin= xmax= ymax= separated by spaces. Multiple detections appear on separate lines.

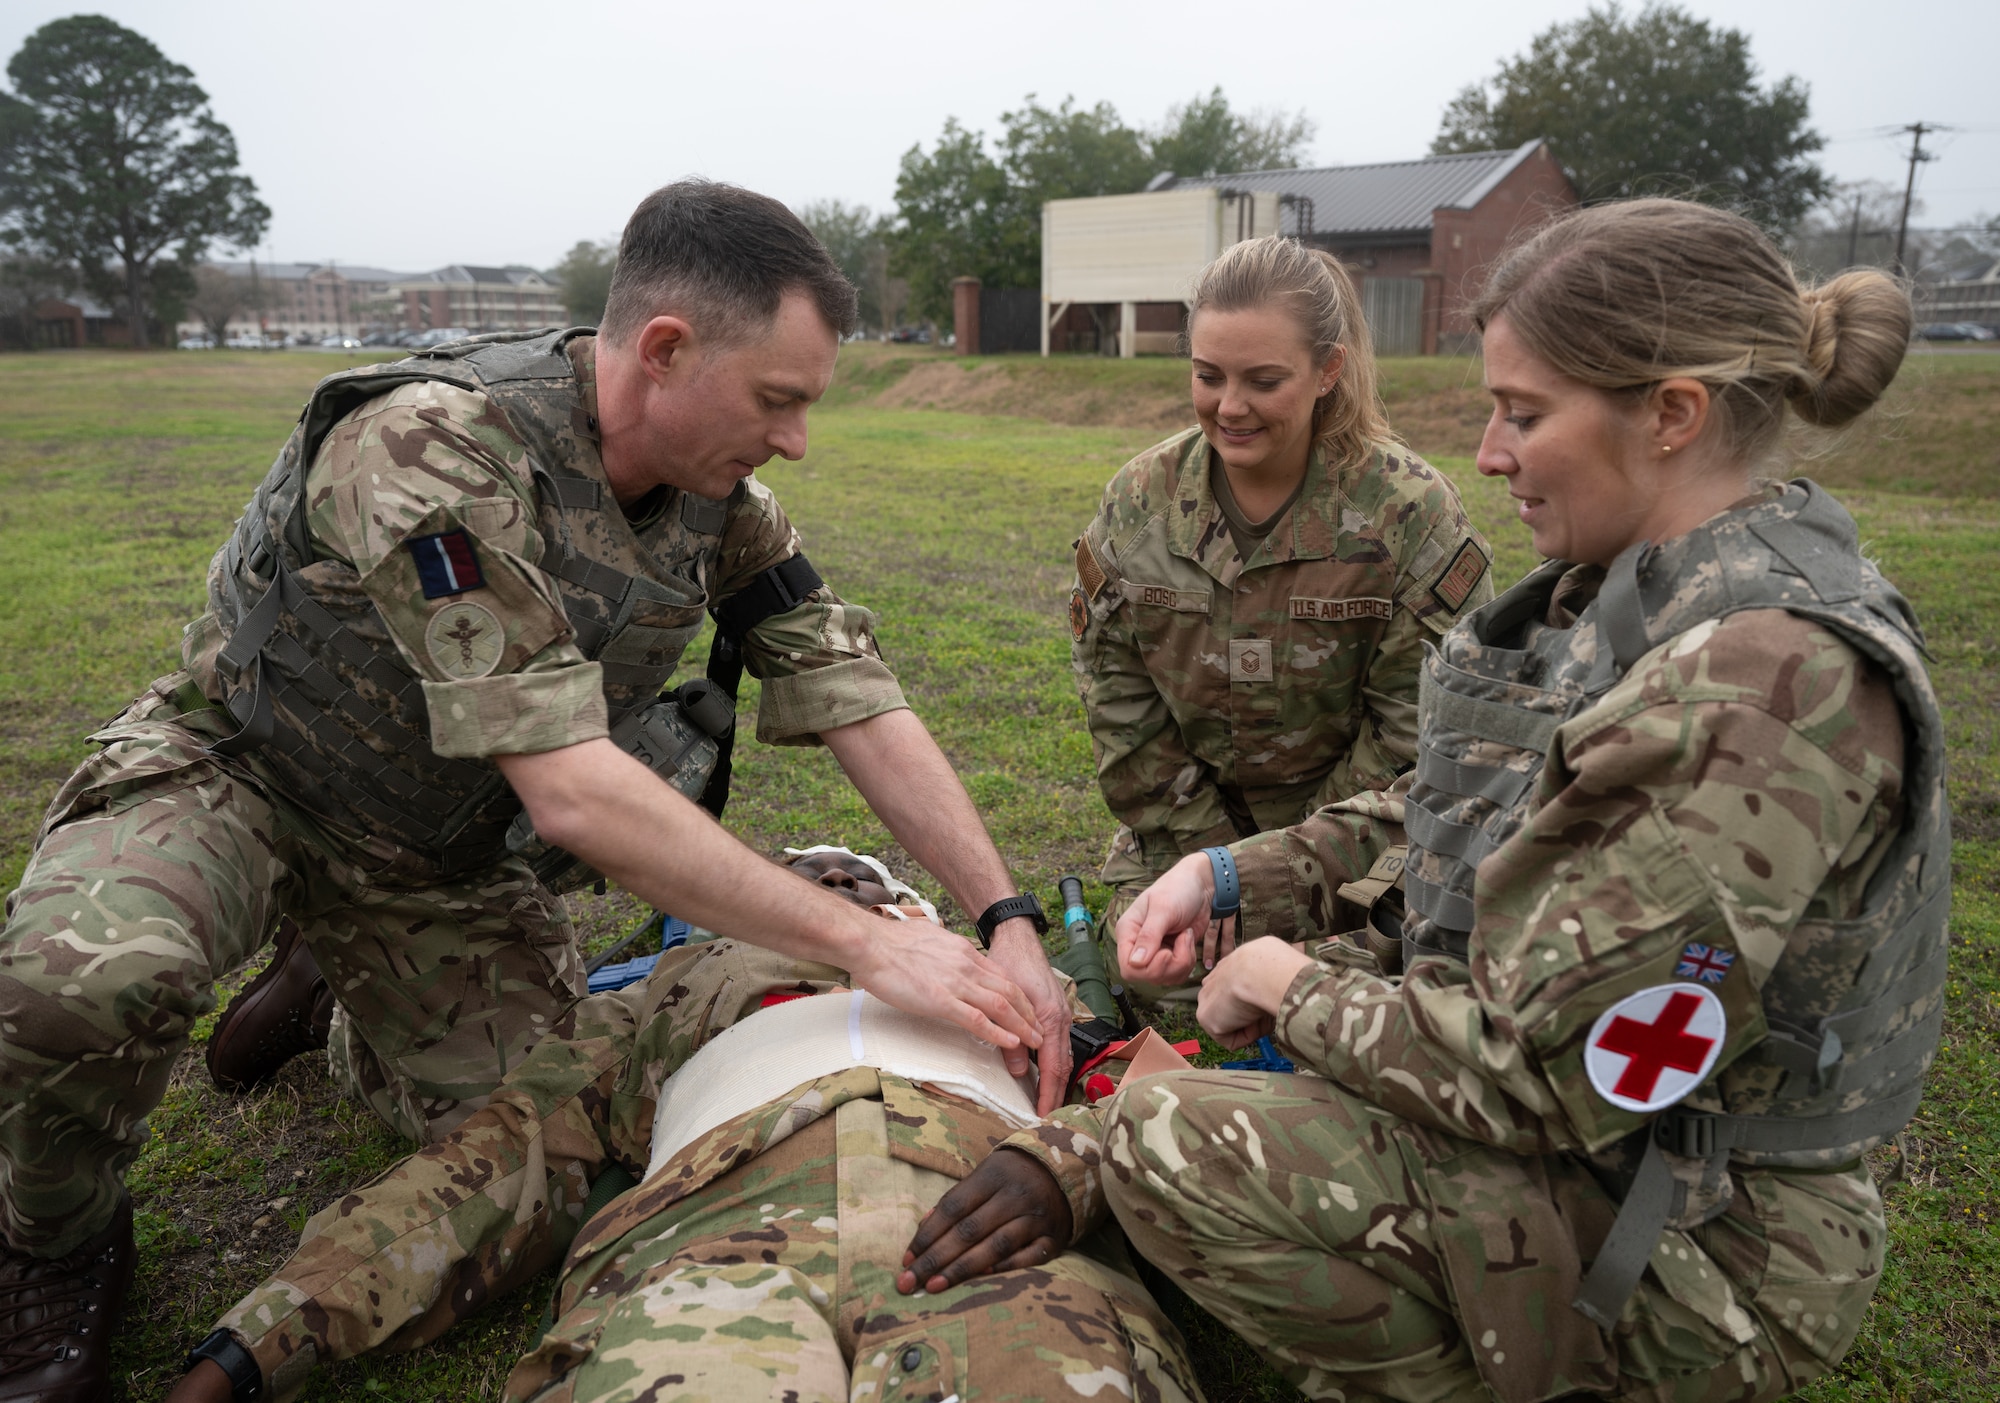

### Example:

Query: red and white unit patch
xmin=1583 ymin=983 xmax=1727 ymax=1114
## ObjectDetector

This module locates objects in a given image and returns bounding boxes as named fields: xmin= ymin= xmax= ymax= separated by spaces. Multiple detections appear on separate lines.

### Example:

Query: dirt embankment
xmin=867 ymin=359 xmax=1195 ymax=435
xmin=839 ymin=347 xmax=2000 ymax=495
xmin=843 ymin=349 xmax=1495 ymax=461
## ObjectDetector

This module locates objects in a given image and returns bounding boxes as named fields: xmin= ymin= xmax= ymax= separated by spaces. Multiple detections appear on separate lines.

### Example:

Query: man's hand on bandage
xmin=897 ymin=1146 xmax=1072 ymax=1295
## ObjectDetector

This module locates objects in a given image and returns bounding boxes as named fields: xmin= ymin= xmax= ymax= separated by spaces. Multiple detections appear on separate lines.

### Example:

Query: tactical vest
xmin=1400 ymin=481 xmax=1950 ymax=1327
xmin=204 ymin=329 xmax=753 ymax=875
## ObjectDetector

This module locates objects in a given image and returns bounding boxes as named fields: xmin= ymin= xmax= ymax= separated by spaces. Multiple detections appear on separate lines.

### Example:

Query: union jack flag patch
xmin=1675 ymin=942 xmax=1735 ymax=985
xmin=409 ymin=529 xmax=486 ymax=599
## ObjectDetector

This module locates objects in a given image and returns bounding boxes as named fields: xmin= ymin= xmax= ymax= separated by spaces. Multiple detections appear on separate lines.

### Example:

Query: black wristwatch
xmin=974 ymin=893 xmax=1048 ymax=948
xmin=186 ymin=1329 xmax=264 ymax=1400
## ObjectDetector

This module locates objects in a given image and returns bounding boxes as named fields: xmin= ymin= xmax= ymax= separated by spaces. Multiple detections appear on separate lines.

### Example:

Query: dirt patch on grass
xmin=873 ymin=361 xmax=1195 ymax=436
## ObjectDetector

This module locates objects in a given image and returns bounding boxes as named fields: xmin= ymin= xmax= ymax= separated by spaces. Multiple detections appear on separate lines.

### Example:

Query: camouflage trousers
xmin=516 ymin=1101 xmax=1201 ymax=1403
xmin=1103 ymin=1070 xmax=1879 ymax=1403
xmin=0 ymin=677 xmax=580 ymax=1255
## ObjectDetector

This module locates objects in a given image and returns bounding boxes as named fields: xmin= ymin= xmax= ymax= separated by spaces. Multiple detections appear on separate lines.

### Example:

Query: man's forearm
xmin=496 ymin=738 xmax=1043 ymax=1060
xmin=498 ymin=739 xmax=881 ymax=969
xmin=821 ymin=708 xmax=1027 ymax=924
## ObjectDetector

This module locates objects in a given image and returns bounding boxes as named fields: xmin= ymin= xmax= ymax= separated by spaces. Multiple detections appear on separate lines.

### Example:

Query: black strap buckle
xmin=1655 ymin=1110 xmax=1718 ymax=1159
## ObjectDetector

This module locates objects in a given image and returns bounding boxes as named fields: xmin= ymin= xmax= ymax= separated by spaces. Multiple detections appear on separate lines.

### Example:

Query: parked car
xmin=224 ymin=331 xmax=272 ymax=350
xmin=175 ymin=334 xmax=214 ymax=350
xmin=408 ymin=327 xmax=472 ymax=348
xmin=1917 ymin=321 xmax=1999 ymax=342
xmin=319 ymin=334 xmax=363 ymax=349
xmin=887 ymin=326 xmax=932 ymax=344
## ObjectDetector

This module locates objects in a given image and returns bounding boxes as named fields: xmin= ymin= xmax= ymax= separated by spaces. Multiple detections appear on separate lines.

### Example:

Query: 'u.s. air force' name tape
xmin=410 ymin=529 xmax=487 ymax=599
xmin=1290 ymin=596 xmax=1392 ymax=622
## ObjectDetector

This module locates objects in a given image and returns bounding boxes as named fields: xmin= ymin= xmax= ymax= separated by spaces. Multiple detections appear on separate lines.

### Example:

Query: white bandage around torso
xmin=645 ymin=988 xmax=1041 ymax=1182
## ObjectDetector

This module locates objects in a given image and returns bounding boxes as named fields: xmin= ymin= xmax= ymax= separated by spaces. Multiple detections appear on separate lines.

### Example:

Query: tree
xmin=0 ymin=16 xmax=269 ymax=346
xmin=185 ymin=262 xmax=260 ymax=344
xmin=798 ymin=199 xmax=903 ymax=334
xmin=0 ymin=252 xmax=68 ymax=349
xmin=889 ymin=118 xmax=1034 ymax=324
xmin=999 ymin=96 xmax=1154 ymax=207
xmin=1150 ymin=88 xmax=1315 ymax=178
xmin=1432 ymin=3 xmax=1830 ymax=228
xmin=550 ymin=240 xmax=615 ymax=326
xmin=889 ymin=89 xmax=1315 ymax=322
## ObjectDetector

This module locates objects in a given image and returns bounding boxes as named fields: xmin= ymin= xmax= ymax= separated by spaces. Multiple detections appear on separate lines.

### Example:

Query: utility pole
xmin=1847 ymin=194 xmax=1863 ymax=268
xmin=1895 ymin=122 xmax=1941 ymax=275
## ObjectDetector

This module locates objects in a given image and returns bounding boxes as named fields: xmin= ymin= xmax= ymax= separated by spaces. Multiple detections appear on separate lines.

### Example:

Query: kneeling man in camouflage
xmin=166 ymin=864 xmax=1199 ymax=1403
xmin=0 ymin=181 xmax=1067 ymax=1400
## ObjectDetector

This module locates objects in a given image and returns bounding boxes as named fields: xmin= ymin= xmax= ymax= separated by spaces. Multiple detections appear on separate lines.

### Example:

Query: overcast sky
xmin=3 ymin=0 xmax=1995 ymax=272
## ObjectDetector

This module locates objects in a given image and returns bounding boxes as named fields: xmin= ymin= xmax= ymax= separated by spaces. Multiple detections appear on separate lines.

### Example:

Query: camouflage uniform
xmin=0 ymin=333 xmax=905 ymax=1256
xmin=211 ymin=939 xmax=1202 ymax=1403
xmin=1069 ymin=429 xmax=1492 ymax=957
xmin=1103 ymin=485 xmax=1948 ymax=1401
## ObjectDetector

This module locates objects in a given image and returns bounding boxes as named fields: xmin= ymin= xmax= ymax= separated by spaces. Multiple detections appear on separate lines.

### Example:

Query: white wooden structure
xmin=1040 ymin=187 xmax=1279 ymax=356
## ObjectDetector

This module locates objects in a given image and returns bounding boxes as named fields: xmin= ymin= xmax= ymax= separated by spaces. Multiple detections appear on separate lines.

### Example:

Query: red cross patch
xmin=1583 ymin=984 xmax=1726 ymax=1114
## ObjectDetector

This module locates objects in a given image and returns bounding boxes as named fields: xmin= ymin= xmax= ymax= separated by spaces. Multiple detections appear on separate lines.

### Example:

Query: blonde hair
xmin=1470 ymin=198 xmax=1912 ymax=462
xmin=1188 ymin=235 xmax=1397 ymax=469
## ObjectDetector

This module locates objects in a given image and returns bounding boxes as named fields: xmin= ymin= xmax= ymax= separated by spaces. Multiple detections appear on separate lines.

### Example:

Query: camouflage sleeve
xmin=304 ymin=380 xmax=605 ymax=760
xmin=1070 ymin=513 xmax=1236 ymax=862
xmin=1322 ymin=462 xmax=1495 ymax=797
xmin=994 ymin=1103 xmax=1109 ymax=1245
xmin=1230 ymin=784 xmax=1404 ymax=943
xmin=712 ymin=478 xmax=908 ymax=745
xmin=216 ymin=988 xmax=645 ymax=1399
xmin=1269 ymin=611 xmax=1906 ymax=1154
xmin=1232 ymin=462 xmax=1492 ymax=938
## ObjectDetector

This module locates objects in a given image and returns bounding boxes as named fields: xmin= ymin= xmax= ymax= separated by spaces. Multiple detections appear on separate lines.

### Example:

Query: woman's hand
xmin=897 ymin=1147 xmax=1072 ymax=1294
xmin=1116 ymin=852 xmax=1228 ymax=986
xmin=1196 ymin=937 xmax=1315 ymax=1049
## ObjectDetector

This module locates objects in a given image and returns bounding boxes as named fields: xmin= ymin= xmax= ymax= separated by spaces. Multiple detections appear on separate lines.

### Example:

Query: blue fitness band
xmin=1201 ymin=846 xmax=1241 ymax=920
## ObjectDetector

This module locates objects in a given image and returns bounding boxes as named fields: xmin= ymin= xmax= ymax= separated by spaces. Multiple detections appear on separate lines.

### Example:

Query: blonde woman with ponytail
xmin=1108 ymin=201 xmax=1947 ymax=1401
xmin=1070 ymin=235 xmax=1494 ymax=1000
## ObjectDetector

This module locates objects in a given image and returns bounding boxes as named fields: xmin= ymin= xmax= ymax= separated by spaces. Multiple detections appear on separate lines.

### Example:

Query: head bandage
xmin=783 ymin=845 xmax=939 ymax=922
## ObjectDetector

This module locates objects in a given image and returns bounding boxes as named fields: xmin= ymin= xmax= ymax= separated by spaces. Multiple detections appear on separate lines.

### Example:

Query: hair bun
xmin=1789 ymin=271 xmax=1913 ymax=428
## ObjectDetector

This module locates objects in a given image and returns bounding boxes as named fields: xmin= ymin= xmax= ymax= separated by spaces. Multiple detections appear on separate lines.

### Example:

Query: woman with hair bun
xmin=1070 ymin=235 xmax=1493 ymax=1000
xmin=1107 ymin=200 xmax=1947 ymax=1400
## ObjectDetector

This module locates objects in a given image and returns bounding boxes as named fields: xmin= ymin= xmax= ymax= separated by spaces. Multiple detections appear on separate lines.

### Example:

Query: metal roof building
xmin=1168 ymin=142 xmax=1553 ymax=243
xmin=1037 ymin=140 xmax=1576 ymax=356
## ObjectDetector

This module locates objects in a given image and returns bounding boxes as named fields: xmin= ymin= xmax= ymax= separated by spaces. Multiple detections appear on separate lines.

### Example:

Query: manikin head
xmin=782 ymin=847 xmax=939 ymax=922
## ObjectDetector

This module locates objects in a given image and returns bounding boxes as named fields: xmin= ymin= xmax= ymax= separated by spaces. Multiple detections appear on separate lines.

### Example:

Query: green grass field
xmin=0 ymin=346 xmax=1995 ymax=1400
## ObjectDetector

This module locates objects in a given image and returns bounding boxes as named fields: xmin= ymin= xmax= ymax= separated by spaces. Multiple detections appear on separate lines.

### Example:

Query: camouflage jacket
xmin=182 ymin=333 xmax=903 ymax=867
xmin=1235 ymin=488 xmax=1938 ymax=1371
xmin=1069 ymin=428 xmax=1492 ymax=887
xmin=218 ymin=940 xmax=1112 ymax=1400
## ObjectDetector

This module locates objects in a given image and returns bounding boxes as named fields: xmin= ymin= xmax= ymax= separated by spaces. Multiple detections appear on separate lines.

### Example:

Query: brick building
xmin=1171 ymin=141 xmax=1577 ymax=354
xmin=26 ymin=293 xmax=133 ymax=348
xmin=177 ymin=262 xmax=416 ymax=342
xmin=389 ymin=265 xmax=565 ymax=334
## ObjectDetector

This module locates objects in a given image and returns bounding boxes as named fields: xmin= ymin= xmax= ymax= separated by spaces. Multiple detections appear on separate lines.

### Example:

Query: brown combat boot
xmin=206 ymin=918 xmax=335 ymax=1093
xmin=0 ymin=1195 xmax=134 ymax=1403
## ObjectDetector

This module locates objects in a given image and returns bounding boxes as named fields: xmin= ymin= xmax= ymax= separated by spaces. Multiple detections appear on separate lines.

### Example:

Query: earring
xmin=1660 ymin=444 xmax=1673 ymax=455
